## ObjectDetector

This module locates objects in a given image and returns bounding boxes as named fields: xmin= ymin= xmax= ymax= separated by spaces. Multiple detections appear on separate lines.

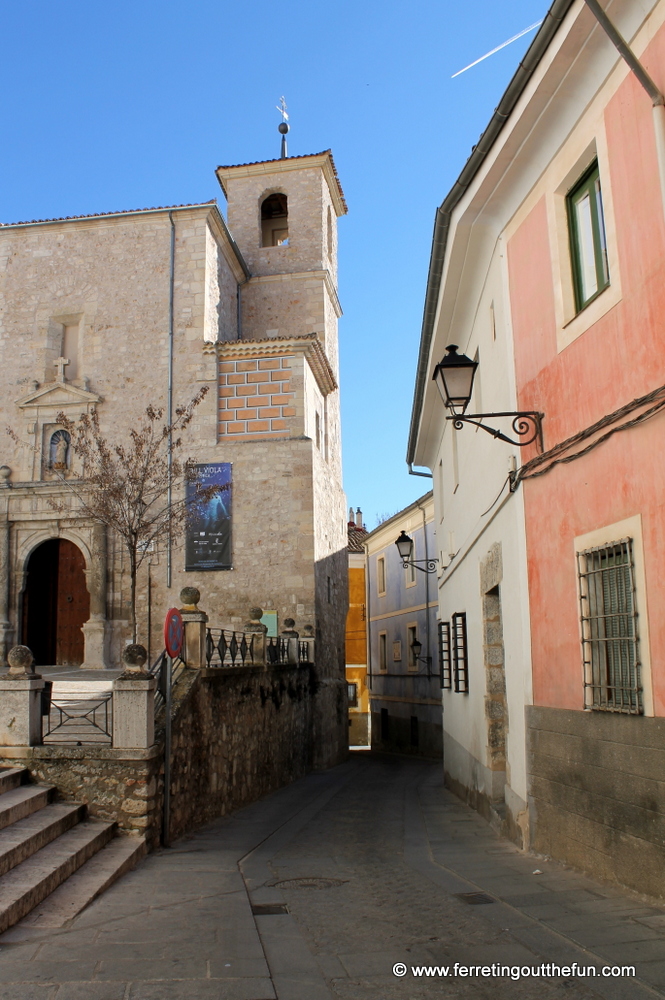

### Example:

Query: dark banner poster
xmin=185 ymin=463 xmax=232 ymax=571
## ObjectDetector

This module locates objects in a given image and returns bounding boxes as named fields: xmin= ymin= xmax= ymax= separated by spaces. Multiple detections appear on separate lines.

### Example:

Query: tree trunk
xmin=129 ymin=546 xmax=138 ymax=643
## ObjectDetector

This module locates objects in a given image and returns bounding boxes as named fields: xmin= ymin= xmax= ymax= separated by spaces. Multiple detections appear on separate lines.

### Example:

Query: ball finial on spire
xmin=276 ymin=96 xmax=289 ymax=159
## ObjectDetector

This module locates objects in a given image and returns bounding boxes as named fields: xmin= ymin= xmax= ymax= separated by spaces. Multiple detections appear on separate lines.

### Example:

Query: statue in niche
xmin=50 ymin=430 xmax=70 ymax=470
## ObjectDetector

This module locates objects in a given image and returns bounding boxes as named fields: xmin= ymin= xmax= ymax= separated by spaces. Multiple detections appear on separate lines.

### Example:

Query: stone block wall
xmin=527 ymin=706 xmax=665 ymax=898
xmin=222 ymin=163 xmax=330 ymax=278
xmin=240 ymin=271 xmax=332 ymax=345
xmin=167 ymin=663 xmax=315 ymax=841
xmin=0 ymin=745 xmax=164 ymax=849
xmin=0 ymin=659 xmax=323 ymax=850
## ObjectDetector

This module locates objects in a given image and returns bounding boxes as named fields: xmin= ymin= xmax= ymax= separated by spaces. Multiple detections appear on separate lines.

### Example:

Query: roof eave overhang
xmin=215 ymin=151 xmax=348 ymax=217
xmin=406 ymin=0 xmax=576 ymax=469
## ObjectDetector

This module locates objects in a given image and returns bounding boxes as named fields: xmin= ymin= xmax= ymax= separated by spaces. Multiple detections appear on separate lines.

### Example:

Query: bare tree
xmin=10 ymin=386 xmax=224 ymax=642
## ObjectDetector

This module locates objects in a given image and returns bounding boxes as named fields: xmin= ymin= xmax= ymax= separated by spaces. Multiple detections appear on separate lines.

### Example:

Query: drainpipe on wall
xmin=167 ymin=213 xmax=176 ymax=589
xmin=364 ymin=542 xmax=372 ymax=691
xmin=583 ymin=0 xmax=665 ymax=217
xmin=416 ymin=498 xmax=432 ymax=677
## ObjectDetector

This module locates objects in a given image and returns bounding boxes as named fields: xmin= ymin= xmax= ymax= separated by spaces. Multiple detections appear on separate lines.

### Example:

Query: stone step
xmin=0 ymin=818 xmax=115 ymax=934
xmin=50 ymin=680 xmax=114 ymax=704
xmin=18 ymin=834 xmax=147 ymax=929
xmin=0 ymin=784 xmax=55 ymax=832
xmin=0 ymin=802 xmax=86 ymax=877
xmin=0 ymin=767 xmax=28 ymax=796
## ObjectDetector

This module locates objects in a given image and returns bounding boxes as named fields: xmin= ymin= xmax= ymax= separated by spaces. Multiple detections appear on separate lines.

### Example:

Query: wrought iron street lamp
xmin=410 ymin=636 xmax=431 ymax=668
xmin=394 ymin=531 xmax=438 ymax=574
xmin=433 ymin=344 xmax=544 ymax=450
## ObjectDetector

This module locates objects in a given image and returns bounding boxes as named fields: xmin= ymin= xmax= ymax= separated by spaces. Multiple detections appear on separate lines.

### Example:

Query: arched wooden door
xmin=22 ymin=539 xmax=90 ymax=666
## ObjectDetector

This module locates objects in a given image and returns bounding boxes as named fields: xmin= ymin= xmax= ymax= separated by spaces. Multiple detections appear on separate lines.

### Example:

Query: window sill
xmin=557 ymin=280 xmax=621 ymax=353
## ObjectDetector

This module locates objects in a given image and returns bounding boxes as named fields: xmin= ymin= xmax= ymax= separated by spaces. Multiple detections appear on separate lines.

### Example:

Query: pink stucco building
xmin=409 ymin=0 xmax=665 ymax=896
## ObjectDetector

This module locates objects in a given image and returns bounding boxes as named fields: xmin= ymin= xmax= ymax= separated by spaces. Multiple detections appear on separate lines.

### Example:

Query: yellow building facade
xmin=345 ymin=510 xmax=368 ymax=746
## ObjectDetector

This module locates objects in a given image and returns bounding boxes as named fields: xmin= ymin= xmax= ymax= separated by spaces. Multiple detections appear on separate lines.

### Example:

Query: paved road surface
xmin=1 ymin=752 xmax=664 ymax=1000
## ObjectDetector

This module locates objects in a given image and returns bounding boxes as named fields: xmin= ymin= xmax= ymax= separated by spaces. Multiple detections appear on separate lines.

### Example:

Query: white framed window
xmin=377 ymin=556 xmax=386 ymax=596
xmin=405 ymin=537 xmax=416 ymax=587
xmin=407 ymin=623 xmax=418 ymax=672
xmin=378 ymin=632 xmax=387 ymax=672
xmin=545 ymin=131 xmax=622 ymax=352
xmin=567 ymin=161 xmax=609 ymax=312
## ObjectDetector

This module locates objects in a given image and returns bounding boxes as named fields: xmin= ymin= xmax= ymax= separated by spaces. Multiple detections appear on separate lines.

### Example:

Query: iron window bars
xmin=577 ymin=537 xmax=642 ymax=714
xmin=438 ymin=620 xmax=452 ymax=690
xmin=452 ymin=612 xmax=469 ymax=694
xmin=439 ymin=615 xmax=468 ymax=692
xmin=567 ymin=160 xmax=610 ymax=312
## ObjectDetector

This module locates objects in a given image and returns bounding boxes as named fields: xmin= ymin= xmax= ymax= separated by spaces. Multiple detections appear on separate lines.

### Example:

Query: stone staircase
xmin=0 ymin=765 xmax=146 ymax=933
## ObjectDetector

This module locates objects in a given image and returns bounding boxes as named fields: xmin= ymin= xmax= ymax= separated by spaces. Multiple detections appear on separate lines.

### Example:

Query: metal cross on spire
xmin=276 ymin=96 xmax=290 ymax=159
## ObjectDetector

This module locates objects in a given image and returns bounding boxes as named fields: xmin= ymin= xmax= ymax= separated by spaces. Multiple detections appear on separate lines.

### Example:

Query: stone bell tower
xmin=214 ymin=150 xmax=349 ymax=767
xmin=215 ymin=150 xmax=345 ymax=354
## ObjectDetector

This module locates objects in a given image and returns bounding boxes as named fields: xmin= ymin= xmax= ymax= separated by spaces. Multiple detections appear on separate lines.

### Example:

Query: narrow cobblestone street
xmin=1 ymin=752 xmax=664 ymax=1000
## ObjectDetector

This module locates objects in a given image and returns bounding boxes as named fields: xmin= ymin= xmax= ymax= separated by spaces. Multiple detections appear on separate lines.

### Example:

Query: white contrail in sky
xmin=451 ymin=20 xmax=544 ymax=78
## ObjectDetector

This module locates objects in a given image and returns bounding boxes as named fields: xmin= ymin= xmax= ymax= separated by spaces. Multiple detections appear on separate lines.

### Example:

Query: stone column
xmin=0 ymin=646 xmax=44 ymax=746
xmin=113 ymin=644 xmax=156 ymax=750
xmin=82 ymin=522 xmax=109 ymax=669
xmin=245 ymin=607 xmax=268 ymax=668
xmin=300 ymin=625 xmax=315 ymax=664
xmin=281 ymin=619 xmax=300 ymax=666
xmin=179 ymin=587 xmax=208 ymax=669
xmin=0 ymin=512 xmax=12 ymax=668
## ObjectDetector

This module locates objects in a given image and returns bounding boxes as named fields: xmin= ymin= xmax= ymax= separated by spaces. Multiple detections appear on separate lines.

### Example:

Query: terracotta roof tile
xmin=348 ymin=524 xmax=368 ymax=553
xmin=217 ymin=150 xmax=347 ymax=213
xmin=217 ymin=151 xmax=330 ymax=170
xmin=0 ymin=201 xmax=217 ymax=229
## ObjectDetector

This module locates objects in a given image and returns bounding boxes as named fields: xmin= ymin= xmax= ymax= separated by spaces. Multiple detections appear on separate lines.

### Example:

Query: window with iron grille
xmin=577 ymin=538 xmax=642 ymax=714
xmin=452 ymin=612 xmax=469 ymax=693
xmin=438 ymin=620 xmax=451 ymax=690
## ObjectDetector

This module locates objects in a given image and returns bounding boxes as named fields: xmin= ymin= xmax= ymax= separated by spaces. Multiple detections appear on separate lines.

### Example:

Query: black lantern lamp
xmin=433 ymin=344 xmax=544 ymax=451
xmin=410 ymin=635 xmax=431 ymax=669
xmin=395 ymin=530 xmax=413 ymax=562
xmin=394 ymin=531 xmax=438 ymax=574
xmin=432 ymin=345 xmax=478 ymax=414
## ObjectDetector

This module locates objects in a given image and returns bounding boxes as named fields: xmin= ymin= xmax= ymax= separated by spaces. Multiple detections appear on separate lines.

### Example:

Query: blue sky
xmin=0 ymin=0 xmax=547 ymax=527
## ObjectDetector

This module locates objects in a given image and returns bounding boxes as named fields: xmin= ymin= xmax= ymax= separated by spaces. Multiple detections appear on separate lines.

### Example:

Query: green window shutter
xmin=567 ymin=161 xmax=610 ymax=312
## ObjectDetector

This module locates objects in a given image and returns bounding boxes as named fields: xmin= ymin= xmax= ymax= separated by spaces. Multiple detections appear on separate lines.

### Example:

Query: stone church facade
xmin=0 ymin=149 xmax=348 ymax=766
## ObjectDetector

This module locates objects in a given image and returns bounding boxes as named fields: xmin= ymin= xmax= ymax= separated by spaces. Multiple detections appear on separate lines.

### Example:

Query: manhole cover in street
xmin=454 ymin=892 xmax=495 ymax=905
xmin=273 ymin=877 xmax=347 ymax=889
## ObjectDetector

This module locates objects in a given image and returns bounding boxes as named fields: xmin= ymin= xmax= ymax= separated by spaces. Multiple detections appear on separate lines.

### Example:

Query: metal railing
xmin=267 ymin=636 xmax=312 ymax=665
xmin=205 ymin=628 xmax=254 ymax=668
xmin=206 ymin=628 xmax=314 ymax=668
xmin=266 ymin=635 xmax=288 ymax=665
xmin=149 ymin=648 xmax=186 ymax=714
xmin=43 ymin=694 xmax=112 ymax=745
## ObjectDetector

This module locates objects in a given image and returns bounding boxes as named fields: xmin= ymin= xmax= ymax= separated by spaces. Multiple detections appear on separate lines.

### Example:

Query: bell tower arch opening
xmin=21 ymin=538 xmax=90 ymax=666
xmin=260 ymin=192 xmax=289 ymax=247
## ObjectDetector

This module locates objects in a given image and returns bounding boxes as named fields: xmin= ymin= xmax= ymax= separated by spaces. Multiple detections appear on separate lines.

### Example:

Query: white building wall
xmin=427 ymin=241 xmax=533 ymax=843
